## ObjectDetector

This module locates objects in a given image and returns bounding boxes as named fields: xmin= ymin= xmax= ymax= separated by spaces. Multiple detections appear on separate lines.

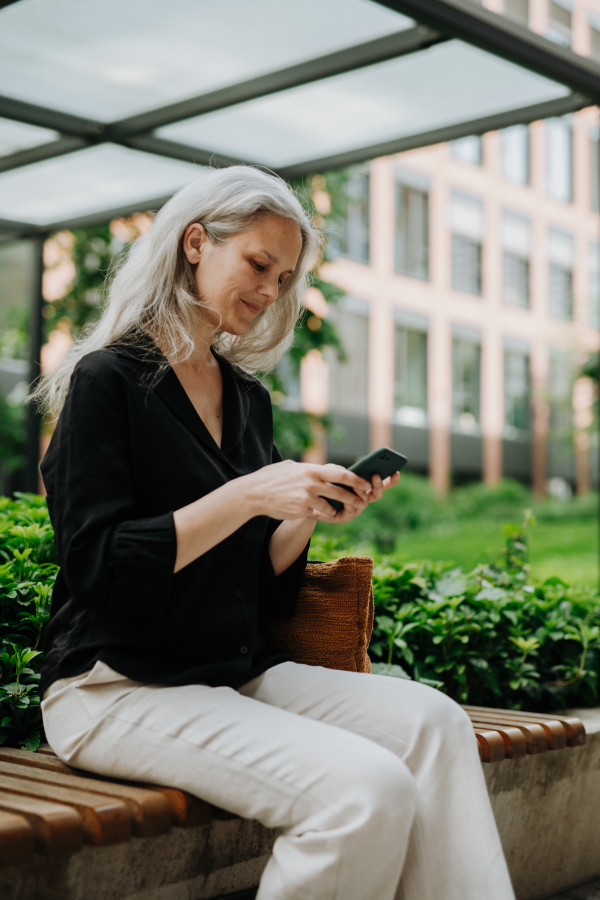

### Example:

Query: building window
xmin=591 ymin=242 xmax=600 ymax=330
xmin=504 ymin=346 xmax=531 ymax=435
xmin=450 ymin=190 xmax=484 ymax=296
xmin=548 ymin=227 xmax=574 ymax=320
xmin=394 ymin=323 xmax=428 ymax=427
xmin=452 ymin=336 xmax=481 ymax=432
xmin=549 ymin=349 xmax=573 ymax=438
xmin=502 ymin=210 xmax=531 ymax=308
xmin=328 ymin=304 xmax=369 ymax=414
xmin=546 ymin=116 xmax=573 ymax=202
xmin=503 ymin=0 xmax=529 ymax=25
xmin=450 ymin=135 xmax=483 ymax=166
xmin=500 ymin=125 xmax=529 ymax=184
xmin=327 ymin=168 xmax=369 ymax=264
xmin=547 ymin=0 xmax=572 ymax=46
xmin=395 ymin=183 xmax=429 ymax=280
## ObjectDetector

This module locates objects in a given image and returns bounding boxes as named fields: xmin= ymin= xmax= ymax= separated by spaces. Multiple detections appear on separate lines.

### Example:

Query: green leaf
xmin=371 ymin=663 xmax=412 ymax=680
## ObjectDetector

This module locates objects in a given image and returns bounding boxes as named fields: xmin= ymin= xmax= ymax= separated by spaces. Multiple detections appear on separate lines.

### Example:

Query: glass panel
xmin=327 ymin=170 xmax=370 ymax=264
xmin=394 ymin=326 xmax=427 ymax=426
xmin=503 ymin=0 xmax=529 ymax=26
xmin=452 ymin=236 xmax=482 ymax=295
xmin=0 ymin=0 xmax=411 ymax=121
xmin=0 ymin=239 xmax=35 ymax=494
xmin=328 ymin=308 xmax=369 ymax=415
xmin=504 ymin=349 xmax=531 ymax=434
xmin=395 ymin=183 xmax=429 ymax=279
xmin=500 ymin=124 xmax=529 ymax=184
xmin=503 ymin=254 xmax=530 ymax=308
xmin=450 ymin=135 xmax=483 ymax=165
xmin=549 ymin=264 xmax=573 ymax=319
xmin=452 ymin=337 xmax=481 ymax=431
xmin=0 ymin=118 xmax=59 ymax=157
xmin=549 ymin=348 xmax=573 ymax=437
xmin=546 ymin=116 xmax=573 ymax=203
xmin=591 ymin=241 xmax=600 ymax=330
xmin=0 ymin=144 xmax=202 ymax=227
xmin=547 ymin=1 xmax=572 ymax=46
xmin=157 ymin=40 xmax=571 ymax=168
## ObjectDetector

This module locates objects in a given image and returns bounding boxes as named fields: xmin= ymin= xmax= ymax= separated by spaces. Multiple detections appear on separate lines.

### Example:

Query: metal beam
xmin=375 ymin=0 xmax=600 ymax=102
xmin=24 ymin=233 xmax=46 ymax=494
xmin=0 ymin=94 xmax=105 ymax=138
xmin=109 ymin=26 xmax=444 ymax=138
xmin=121 ymin=134 xmax=245 ymax=169
xmin=0 ymin=136 xmax=87 ymax=174
xmin=0 ymin=215 xmax=38 ymax=238
xmin=42 ymin=194 xmax=175 ymax=233
xmin=277 ymin=92 xmax=590 ymax=178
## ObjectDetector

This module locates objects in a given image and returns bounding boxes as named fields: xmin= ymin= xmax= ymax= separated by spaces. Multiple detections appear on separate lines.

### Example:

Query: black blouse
xmin=39 ymin=339 xmax=308 ymax=699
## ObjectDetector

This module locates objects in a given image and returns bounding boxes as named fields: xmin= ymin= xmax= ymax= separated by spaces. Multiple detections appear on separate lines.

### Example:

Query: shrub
xmin=0 ymin=493 xmax=57 ymax=750
xmin=317 ymin=473 xmax=446 ymax=552
xmin=311 ymin=516 xmax=600 ymax=712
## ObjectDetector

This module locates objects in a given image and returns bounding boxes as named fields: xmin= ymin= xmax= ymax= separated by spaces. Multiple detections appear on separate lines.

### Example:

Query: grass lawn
xmin=392 ymin=517 xmax=599 ymax=590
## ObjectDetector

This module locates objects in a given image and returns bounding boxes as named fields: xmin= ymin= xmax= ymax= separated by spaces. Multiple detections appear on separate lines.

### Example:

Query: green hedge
xmin=1 ymin=494 xmax=599 ymax=750
xmin=0 ymin=493 xmax=57 ymax=750
xmin=312 ymin=514 xmax=600 ymax=711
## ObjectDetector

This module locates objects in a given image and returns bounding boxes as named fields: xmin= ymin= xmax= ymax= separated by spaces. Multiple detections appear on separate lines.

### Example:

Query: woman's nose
xmin=260 ymin=276 xmax=280 ymax=304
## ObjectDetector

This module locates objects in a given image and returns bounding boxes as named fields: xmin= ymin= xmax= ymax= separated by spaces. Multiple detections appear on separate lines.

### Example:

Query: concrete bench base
xmin=486 ymin=708 xmax=600 ymax=900
xmin=1 ymin=709 xmax=599 ymax=900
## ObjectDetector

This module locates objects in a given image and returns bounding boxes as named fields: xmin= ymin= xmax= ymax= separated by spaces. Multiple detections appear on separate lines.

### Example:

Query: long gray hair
xmin=33 ymin=166 xmax=322 ymax=419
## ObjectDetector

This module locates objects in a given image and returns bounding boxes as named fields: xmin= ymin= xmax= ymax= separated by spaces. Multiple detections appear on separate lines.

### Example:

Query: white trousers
xmin=42 ymin=660 xmax=514 ymax=900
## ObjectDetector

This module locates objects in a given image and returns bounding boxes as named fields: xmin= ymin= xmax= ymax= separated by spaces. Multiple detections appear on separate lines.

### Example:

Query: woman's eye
xmin=252 ymin=261 xmax=266 ymax=272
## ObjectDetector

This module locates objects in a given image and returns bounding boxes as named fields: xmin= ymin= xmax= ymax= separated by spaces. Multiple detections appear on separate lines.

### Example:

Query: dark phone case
xmin=324 ymin=447 xmax=408 ymax=512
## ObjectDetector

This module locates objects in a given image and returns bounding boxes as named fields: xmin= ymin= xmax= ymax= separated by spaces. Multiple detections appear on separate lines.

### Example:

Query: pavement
xmin=549 ymin=881 xmax=600 ymax=899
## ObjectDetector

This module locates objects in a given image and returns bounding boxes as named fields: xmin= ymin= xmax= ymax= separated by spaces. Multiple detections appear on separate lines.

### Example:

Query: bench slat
xmin=469 ymin=722 xmax=527 ymax=759
xmin=465 ymin=712 xmax=566 ymax=750
xmin=0 ymin=754 xmax=172 ymax=838
xmin=0 ymin=773 xmax=131 ymax=846
xmin=462 ymin=706 xmax=585 ymax=747
xmin=0 ymin=810 xmax=35 ymax=866
xmin=34 ymin=746 xmax=214 ymax=827
xmin=474 ymin=729 xmax=506 ymax=762
xmin=0 ymin=790 xmax=83 ymax=855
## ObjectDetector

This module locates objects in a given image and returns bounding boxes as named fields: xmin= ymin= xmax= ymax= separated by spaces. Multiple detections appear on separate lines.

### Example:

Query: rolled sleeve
xmin=110 ymin=512 xmax=177 ymax=619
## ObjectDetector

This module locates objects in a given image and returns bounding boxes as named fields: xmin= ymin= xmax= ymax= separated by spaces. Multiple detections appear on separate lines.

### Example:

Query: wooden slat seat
xmin=0 ymin=810 xmax=35 ymax=866
xmin=470 ymin=722 xmax=528 ymax=759
xmin=0 ymin=705 xmax=587 ymax=868
xmin=0 ymin=789 xmax=83 ymax=855
xmin=0 ymin=754 xmax=171 ymax=838
xmin=463 ymin=705 xmax=585 ymax=747
xmin=0 ymin=772 xmax=131 ymax=846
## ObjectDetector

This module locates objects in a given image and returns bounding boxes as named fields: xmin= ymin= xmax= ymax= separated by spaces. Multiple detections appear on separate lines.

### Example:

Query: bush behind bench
xmin=1 ymin=494 xmax=599 ymax=750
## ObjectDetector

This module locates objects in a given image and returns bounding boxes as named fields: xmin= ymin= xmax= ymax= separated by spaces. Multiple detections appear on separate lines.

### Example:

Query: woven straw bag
xmin=269 ymin=556 xmax=374 ymax=673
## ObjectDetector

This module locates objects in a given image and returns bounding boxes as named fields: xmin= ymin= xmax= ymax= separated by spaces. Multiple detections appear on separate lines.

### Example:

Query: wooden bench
xmin=0 ymin=706 xmax=585 ymax=872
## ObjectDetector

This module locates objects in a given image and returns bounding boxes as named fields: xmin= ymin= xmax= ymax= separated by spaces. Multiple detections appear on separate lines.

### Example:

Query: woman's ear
xmin=182 ymin=223 xmax=206 ymax=264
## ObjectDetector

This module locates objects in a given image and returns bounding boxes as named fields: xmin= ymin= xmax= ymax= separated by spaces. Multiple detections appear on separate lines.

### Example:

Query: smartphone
xmin=323 ymin=447 xmax=408 ymax=512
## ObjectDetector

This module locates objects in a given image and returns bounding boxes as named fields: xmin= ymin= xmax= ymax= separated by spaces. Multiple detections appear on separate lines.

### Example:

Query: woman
xmin=36 ymin=166 xmax=514 ymax=900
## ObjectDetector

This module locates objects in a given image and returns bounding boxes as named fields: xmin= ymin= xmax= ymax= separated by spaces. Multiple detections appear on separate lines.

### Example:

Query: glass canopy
xmin=0 ymin=0 xmax=599 ymax=235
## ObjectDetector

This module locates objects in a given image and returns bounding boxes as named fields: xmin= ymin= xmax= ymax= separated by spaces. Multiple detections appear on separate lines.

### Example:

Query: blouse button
xmin=240 ymin=645 xmax=249 ymax=655
xmin=235 ymin=589 xmax=242 ymax=598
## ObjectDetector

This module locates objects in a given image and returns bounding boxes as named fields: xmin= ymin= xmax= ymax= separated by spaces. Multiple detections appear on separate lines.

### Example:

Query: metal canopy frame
xmin=0 ymin=0 xmax=600 ymax=237
xmin=1 ymin=0 xmax=600 ymax=495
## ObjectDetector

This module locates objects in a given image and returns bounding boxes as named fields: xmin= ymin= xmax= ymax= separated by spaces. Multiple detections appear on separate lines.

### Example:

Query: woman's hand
xmin=243 ymin=460 xmax=373 ymax=522
xmin=244 ymin=461 xmax=401 ymax=523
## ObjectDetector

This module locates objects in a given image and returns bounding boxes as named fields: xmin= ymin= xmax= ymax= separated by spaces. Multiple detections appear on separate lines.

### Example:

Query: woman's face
xmin=183 ymin=214 xmax=303 ymax=336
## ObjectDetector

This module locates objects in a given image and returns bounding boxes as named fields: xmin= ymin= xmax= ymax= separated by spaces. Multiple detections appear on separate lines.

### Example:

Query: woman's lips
xmin=241 ymin=299 xmax=261 ymax=314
